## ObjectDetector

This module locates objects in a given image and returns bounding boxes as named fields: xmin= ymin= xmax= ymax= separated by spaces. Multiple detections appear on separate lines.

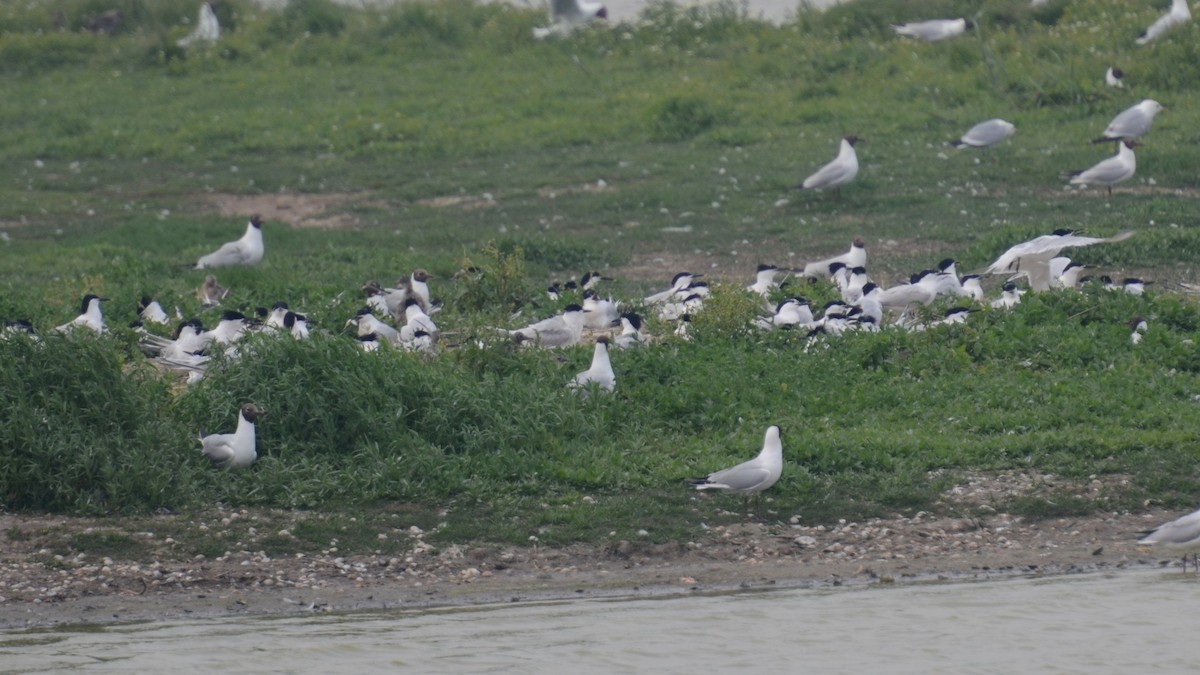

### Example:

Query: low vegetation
xmin=2 ymin=0 xmax=1199 ymax=549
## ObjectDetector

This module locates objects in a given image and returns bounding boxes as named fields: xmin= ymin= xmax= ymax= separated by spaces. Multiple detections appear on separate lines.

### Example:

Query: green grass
xmin=2 ymin=0 xmax=1200 ymax=548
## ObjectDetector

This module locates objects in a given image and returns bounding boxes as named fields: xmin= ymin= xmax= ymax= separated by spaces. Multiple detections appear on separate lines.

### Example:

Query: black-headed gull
xmin=348 ymin=307 xmax=401 ymax=345
xmin=689 ymin=425 xmax=783 ymax=517
xmin=177 ymin=1 xmax=220 ymax=48
xmin=582 ymin=289 xmax=619 ymax=329
xmin=798 ymin=237 xmax=867 ymax=280
xmin=1136 ymin=0 xmax=1190 ymax=45
xmin=200 ymin=403 xmax=265 ymax=469
xmin=1139 ymin=506 xmax=1200 ymax=571
xmin=195 ymin=215 xmax=264 ymax=269
xmin=892 ymin=18 xmax=974 ymax=42
xmin=1093 ymin=100 xmax=1162 ymax=144
xmin=533 ymin=0 xmax=608 ymax=39
xmin=55 ymin=294 xmax=106 ymax=334
xmin=950 ymin=119 xmax=1016 ymax=149
xmin=570 ymin=337 xmax=615 ymax=392
xmin=1105 ymin=67 xmax=1125 ymax=88
xmin=795 ymin=135 xmax=860 ymax=199
xmin=1069 ymin=140 xmax=1137 ymax=195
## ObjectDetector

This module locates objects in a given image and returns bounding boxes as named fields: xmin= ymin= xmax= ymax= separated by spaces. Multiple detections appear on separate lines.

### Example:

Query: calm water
xmin=4 ymin=570 xmax=1197 ymax=673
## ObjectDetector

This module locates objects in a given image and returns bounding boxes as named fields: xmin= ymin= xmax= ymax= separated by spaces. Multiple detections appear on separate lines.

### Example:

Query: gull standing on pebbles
xmin=200 ymin=403 xmax=266 ymax=469
xmin=795 ymin=136 xmax=860 ymax=199
xmin=569 ymin=337 xmax=615 ymax=392
xmin=195 ymin=215 xmax=264 ymax=269
xmin=1069 ymin=140 xmax=1138 ymax=195
xmin=688 ymin=425 xmax=783 ymax=518
xmin=1093 ymin=100 xmax=1163 ymax=144
xmin=1136 ymin=0 xmax=1191 ymax=45
xmin=950 ymin=119 xmax=1016 ymax=149
xmin=891 ymin=18 xmax=974 ymax=42
xmin=55 ymin=294 xmax=107 ymax=334
xmin=1139 ymin=506 xmax=1200 ymax=572
xmin=533 ymin=0 xmax=607 ymax=39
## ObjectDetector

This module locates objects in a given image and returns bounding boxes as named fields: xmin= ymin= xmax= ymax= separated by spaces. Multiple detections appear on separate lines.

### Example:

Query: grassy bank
xmin=2 ymin=0 xmax=1199 ymax=549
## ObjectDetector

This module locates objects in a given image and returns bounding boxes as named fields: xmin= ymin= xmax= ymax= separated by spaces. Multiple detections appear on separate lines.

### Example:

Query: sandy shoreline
xmin=0 ymin=501 xmax=1183 ymax=631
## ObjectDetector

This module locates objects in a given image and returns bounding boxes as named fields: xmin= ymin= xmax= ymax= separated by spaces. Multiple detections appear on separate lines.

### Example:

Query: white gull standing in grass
xmin=1139 ymin=506 xmax=1200 ymax=571
xmin=1136 ymin=0 xmax=1191 ymax=45
xmin=688 ymin=425 xmax=783 ymax=517
xmin=200 ymin=403 xmax=265 ymax=470
xmin=1069 ymin=140 xmax=1138 ymax=195
xmin=1093 ymin=100 xmax=1162 ymax=144
xmin=950 ymin=119 xmax=1016 ymax=149
xmin=891 ymin=18 xmax=974 ymax=42
xmin=195 ymin=215 xmax=264 ymax=269
xmin=795 ymin=135 xmax=860 ymax=199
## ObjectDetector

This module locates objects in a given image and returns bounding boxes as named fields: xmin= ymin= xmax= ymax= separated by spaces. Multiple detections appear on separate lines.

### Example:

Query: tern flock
xmin=6 ymin=3 xmax=1194 ymax=526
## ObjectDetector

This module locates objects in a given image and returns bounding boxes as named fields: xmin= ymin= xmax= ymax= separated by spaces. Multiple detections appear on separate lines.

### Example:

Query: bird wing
xmin=1105 ymin=107 xmax=1150 ymax=138
xmin=802 ymin=157 xmax=853 ymax=190
xmin=550 ymin=0 xmax=584 ymax=22
xmin=704 ymin=461 xmax=770 ymax=492
xmin=201 ymin=434 xmax=236 ymax=466
xmin=1072 ymin=155 xmax=1131 ymax=184
xmin=197 ymin=240 xmax=249 ymax=268
xmin=1140 ymin=509 xmax=1200 ymax=545
xmin=964 ymin=120 xmax=1010 ymax=147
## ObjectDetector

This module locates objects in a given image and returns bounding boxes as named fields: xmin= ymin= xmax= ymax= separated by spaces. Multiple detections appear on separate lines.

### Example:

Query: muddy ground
xmin=1 ymin=471 xmax=1188 ymax=631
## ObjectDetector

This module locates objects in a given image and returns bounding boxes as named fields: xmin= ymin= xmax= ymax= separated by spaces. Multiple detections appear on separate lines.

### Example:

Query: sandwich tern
xmin=570 ymin=337 xmax=616 ymax=392
xmin=507 ymin=304 xmax=586 ymax=348
xmin=55 ymin=294 xmax=106 ymax=334
xmin=614 ymin=312 xmax=645 ymax=349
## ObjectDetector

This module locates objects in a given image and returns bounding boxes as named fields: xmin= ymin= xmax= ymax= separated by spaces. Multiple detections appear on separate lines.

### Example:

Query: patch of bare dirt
xmin=206 ymin=193 xmax=381 ymax=229
xmin=0 ymin=474 xmax=1185 ymax=630
xmin=416 ymin=194 xmax=497 ymax=210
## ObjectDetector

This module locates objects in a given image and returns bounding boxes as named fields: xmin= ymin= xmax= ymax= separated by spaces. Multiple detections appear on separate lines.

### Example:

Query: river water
xmin=4 ymin=570 xmax=1197 ymax=673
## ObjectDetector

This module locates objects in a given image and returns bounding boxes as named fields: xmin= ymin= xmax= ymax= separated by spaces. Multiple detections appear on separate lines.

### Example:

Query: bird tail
xmin=1090 ymin=136 xmax=1115 ymax=144
xmin=948 ymin=140 xmax=965 ymax=148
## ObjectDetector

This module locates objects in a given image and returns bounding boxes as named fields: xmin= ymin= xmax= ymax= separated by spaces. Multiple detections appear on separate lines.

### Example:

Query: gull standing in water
xmin=200 ymin=403 xmax=266 ymax=469
xmin=795 ymin=136 xmax=860 ymax=199
xmin=194 ymin=215 xmax=264 ymax=269
xmin=688 ymin=425 xmax=783 ymax=518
